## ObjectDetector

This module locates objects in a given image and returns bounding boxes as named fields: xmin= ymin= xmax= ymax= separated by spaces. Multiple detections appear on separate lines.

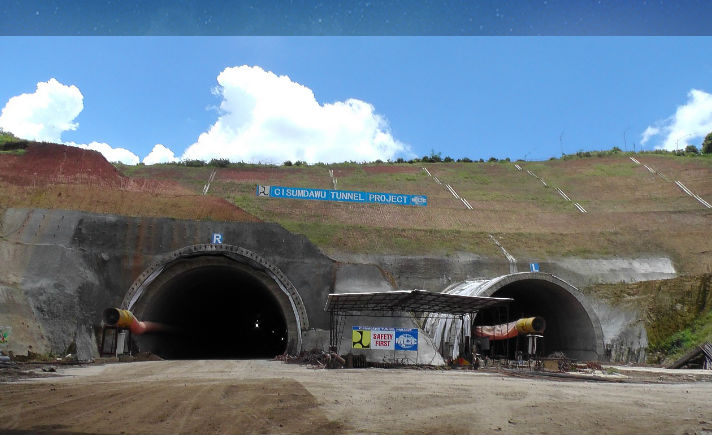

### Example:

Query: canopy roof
xmin=324 ymin=290 xmax=512 ymax=315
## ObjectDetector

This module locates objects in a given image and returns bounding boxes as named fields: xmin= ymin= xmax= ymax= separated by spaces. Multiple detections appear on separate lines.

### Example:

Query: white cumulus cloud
xmin=0 ymin=78 xmax=83 ymax=142
xmin=640 ymin=89 xmax=712 ymax=150
xmin=640 ymin=126 xmax=659 ymax=145
xmin=66 ymin=141 xmax=140 ymax=165
xmin=1 ymin=78 xmax=140 ymax=165
xmin=143 ymin=144 xmax=179 ymax=165
xmin=181 ymin=65 xmax=410 ymax=164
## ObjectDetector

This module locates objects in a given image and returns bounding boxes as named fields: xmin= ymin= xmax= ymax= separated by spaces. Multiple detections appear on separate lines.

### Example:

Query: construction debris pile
xmin=275 ymin=350 xmax=345 ymax=369
xmin=276 ymin=351 xmax=449 ymax=370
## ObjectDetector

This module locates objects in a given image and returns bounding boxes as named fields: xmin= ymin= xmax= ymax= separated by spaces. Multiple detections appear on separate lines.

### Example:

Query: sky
xmin=3 ymin=0 xmax=712 ymax=36
xmin=0 ymin=36 xmax=711 ymax=164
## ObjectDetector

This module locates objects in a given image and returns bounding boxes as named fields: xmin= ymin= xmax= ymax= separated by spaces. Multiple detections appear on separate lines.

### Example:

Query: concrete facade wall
xmin=0 ymin=208 xmax=336 ymax=359
xmin=331 ymin=253 xmax=677 ymax=292
xmin=1 ymin=208 xmax=674 ymax=362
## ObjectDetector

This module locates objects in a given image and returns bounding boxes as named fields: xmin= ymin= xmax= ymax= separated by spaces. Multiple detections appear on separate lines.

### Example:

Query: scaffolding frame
xmin=99 ymin=325 xmax=132 ymax=357
xmin=325 ymin=290 xmax=512 ymax=363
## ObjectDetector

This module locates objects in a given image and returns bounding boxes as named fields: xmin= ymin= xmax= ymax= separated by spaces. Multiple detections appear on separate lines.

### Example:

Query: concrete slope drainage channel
xmin=489 ymin=234 xmax=517 ymax=273
xmin=422 ymin=167 xmax=473 ymax=210
xmin=202 ymin=169 xmax=217 ymax=195
xmin=517 ymin=164 xmax=587 ymax=213
xmin=328 ymin=168 xmax=338 ymax=189
xmin=630 ymin=156 xmax=711 ymax=209
xmin=675 ymin=180 xmax=712 ymax=209
xmin=122 ymin=244 xmax=309 ymax=359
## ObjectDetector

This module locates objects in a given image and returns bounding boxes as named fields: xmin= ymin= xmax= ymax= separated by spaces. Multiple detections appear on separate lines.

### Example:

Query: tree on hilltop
xmin=685 ymin=145 xmax=699 ymax=154
xmin=702 ymin=131 xmax=712 ymax=154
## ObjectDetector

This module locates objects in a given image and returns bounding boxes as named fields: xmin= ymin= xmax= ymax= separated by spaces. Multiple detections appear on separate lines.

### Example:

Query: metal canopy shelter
xmin=324 ymin=290 xmax=512 ymax=359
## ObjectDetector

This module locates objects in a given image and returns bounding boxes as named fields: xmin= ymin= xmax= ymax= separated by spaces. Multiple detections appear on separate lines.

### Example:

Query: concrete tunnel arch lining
xmin=444 ymin=272 xmax=605 ymax=360
xmin=121 ymin=244 xmax=309 ymax=355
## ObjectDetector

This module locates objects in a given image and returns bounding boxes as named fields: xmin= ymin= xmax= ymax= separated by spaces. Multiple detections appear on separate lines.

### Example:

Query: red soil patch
xmin=0 ymin=142 xmax=259 ymax=222
xmin=0 ymin=142 xmax=192 ymax=195
xmin=0 ymin=142 xmax=125 ymax=187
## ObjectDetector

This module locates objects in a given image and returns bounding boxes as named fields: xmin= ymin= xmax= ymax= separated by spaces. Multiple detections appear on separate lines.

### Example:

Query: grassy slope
xmin=0 ymin=182 xmax=260 ymax=222
xmin=123 ymin=154 xmax=712 ymax=274
xmin=4 ymin=148 xmax=710 ymax=271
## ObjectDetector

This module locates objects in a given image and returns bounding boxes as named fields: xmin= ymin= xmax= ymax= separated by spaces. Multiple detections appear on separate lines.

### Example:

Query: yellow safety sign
xmin=352 ymin=329 xmax=371 ymax=349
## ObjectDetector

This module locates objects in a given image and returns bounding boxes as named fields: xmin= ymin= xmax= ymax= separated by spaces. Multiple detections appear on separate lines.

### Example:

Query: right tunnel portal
xmin=443 ymin=273 xmax=604 ymax=361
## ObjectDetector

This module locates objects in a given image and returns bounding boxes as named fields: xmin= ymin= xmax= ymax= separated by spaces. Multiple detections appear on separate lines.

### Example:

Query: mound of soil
xmin=0 ymin=142 xmax=261 ymax=222
xmin=0 ymin=142 xmax=125 ymax=187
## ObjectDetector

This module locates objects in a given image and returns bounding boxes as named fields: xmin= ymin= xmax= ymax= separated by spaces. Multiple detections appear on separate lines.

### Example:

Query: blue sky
xmin=1 ymin=37 xmax=711 ymax=164
xmin=3 ymin=1 xmax=712 ymax=36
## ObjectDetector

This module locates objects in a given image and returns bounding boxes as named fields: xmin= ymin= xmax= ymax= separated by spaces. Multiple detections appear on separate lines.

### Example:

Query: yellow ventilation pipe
xmin=475 ymin=317 xmax=545 ymax=341
xmin=515 ymin=317 xmax=546 ymax=334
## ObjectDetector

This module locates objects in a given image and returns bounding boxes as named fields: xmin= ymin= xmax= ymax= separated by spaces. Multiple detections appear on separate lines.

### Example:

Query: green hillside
xmin=120 ymin=152 xmax=712 ymax=274
xmin=3 ymin=141 xmax=712 ymax=362
xmin=2 ymin=139 xmax=710 ymax=273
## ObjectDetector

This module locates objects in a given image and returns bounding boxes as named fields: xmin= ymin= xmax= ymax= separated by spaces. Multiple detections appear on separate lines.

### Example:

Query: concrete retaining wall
xmin=1 ymin=208 xmax=675 ymax=362
xmin=0 ymin=208 xmax=335 ymax=359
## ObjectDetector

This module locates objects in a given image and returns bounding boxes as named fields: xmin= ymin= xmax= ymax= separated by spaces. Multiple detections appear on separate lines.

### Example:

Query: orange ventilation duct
xmin=102 ymin=308 xmax=171 ymax=335
xmin=474 ymin=317 xmax=546 ymax=341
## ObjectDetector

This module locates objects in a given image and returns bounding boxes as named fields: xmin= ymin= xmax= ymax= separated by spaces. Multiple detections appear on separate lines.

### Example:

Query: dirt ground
xmin=1 ymin=360 xmax=712 ymax=435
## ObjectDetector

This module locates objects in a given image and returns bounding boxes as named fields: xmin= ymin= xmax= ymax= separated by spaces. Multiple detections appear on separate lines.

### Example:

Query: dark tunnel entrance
xmin=124 ymin=247 xmax=307 ymax=359
xmin=470 ymin=275 xmax=604 ymax=361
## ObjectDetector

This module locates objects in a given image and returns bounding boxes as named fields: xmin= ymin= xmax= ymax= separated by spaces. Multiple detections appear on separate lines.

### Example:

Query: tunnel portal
xmin=122 ymin=245 xmax=308 ymax=359
xmin=443 ymin=273 xmax=605 ymax=361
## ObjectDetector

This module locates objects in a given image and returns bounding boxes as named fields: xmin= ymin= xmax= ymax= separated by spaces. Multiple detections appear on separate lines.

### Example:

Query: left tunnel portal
xmin=121 ymin=245 xmax=308 ymax=359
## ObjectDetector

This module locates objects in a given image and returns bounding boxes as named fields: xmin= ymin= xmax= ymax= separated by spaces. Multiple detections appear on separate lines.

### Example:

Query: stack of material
xmin=275 ymin=350 xmax=345 ymax=369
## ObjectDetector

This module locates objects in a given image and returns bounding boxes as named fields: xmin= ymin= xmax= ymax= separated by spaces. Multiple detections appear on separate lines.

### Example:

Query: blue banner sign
xmin=257 ymin=185 xmax=427 ymax=207
xmin=394 ymin=328 xmax=419 ymax=351
xmin=352 ymin=327 xmax=419 ymax=351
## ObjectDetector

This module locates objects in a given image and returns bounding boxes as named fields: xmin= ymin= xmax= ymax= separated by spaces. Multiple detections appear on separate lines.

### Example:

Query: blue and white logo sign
xmin=530 ymin=263 xmax=540 ymax=272
xmin=257 ymin=185 xmax=427 ymax=207
xmin=394 ymin=328 xmax=419 ymax=351
xmin=410 ymin=195 xmax=427 ymax=206
xmin=212 ymin=233 xmax=223 ymax=244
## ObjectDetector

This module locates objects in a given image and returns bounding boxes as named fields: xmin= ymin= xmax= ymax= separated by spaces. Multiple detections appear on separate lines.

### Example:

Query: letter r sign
xmin=212 ymin=233 xmax=223 ymax=244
